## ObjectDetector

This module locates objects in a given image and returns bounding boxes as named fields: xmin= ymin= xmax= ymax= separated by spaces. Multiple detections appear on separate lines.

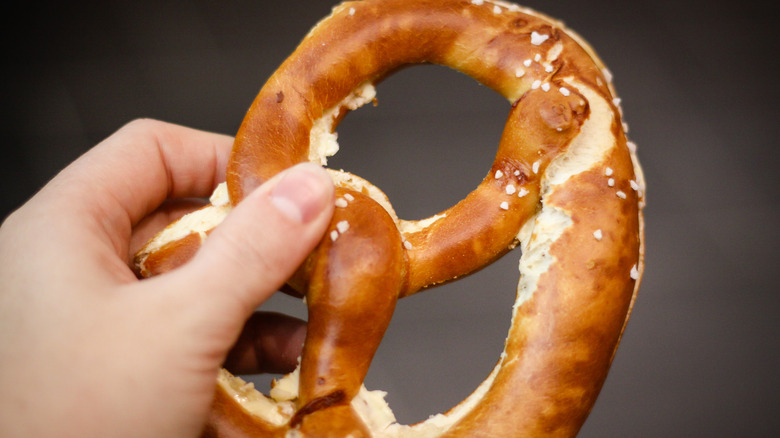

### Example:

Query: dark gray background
xmin=3 ymin=0 xmax=777 ymax=436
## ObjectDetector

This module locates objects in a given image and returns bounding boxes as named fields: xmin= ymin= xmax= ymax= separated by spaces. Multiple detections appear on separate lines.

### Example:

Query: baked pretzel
xmin=134 ymin=0 xmax=646 ymax=436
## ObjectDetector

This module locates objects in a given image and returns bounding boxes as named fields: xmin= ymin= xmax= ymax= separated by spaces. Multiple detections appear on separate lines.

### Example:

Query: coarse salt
xmin=602 ymin=68 xmax=613 ymax=83
xmin=336 ymin=220 xmax=350 ymax=233
xmin=505 ymin=184 xmax=516 ymax=195
xmin=517 ymin=187 xmax=529 ymax=198
xmin=531 ymin=31 xmax=549 ymax=45
xmin=593 ymin=229 xmax=603 ymax=240
xmin=532 ymin=160 xmax=541 ymax=174
xmin=500 ymin=201 xmax=510 ymax=210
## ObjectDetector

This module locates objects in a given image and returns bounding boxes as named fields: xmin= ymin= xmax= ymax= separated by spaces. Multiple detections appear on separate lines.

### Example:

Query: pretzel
xmin=133 ymin=0 xmax=645 ymax=436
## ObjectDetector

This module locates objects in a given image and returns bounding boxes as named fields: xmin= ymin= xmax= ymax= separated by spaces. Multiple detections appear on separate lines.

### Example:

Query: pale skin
xmin=0 ymin=119 xmax=335 ymax=437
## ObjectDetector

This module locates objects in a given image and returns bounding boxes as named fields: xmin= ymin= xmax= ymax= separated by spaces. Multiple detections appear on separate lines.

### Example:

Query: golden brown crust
xmin=134 ymin=232 xmax=203 ymax=277
xmin=446 ymin=137 xmax=641 ymax=438
xmin=203 ymin=385 xmax=285 ymax=438
xmin=297 ymin=189 xmax=405 ymax=412
xmin=133 ymin=0 xmax=644 ymax=436
xmin=402 ymin=85 xmax=590 ymax=293
xmin=227 ymin=0 xmax=609 ymax=199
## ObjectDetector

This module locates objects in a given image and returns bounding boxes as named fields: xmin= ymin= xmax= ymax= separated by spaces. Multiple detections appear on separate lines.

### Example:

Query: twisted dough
xmin=134 ymin=0 xmax=645 ymax=436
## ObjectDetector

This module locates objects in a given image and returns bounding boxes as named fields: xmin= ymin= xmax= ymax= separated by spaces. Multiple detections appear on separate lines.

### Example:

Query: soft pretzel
xmin=134 ymin=0 xmax=646 ymax=436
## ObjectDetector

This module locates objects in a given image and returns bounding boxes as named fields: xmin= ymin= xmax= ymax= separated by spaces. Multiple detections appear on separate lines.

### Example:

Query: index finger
xmin=27 ymin=119 xmax=235 ymax=268
xmin=80 ymin=119 xmax=235 ymax=224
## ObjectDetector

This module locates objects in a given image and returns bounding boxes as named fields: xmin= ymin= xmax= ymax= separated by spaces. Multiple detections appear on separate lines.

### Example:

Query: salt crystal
xmin=531 ymin=31 xmax=549 ymax=45
xmin=517 ymin=188 xmax=529 ymax=198
xmin=602 ymin=68 xmax=613 ymax=83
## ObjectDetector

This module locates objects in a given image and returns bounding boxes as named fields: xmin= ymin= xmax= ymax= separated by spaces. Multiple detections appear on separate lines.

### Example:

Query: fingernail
xmin=269 ymin=163 xmax=332 ymax=223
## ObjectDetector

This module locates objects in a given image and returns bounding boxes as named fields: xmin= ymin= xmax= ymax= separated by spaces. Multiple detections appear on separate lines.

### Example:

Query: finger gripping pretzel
xmin=133 ymin=0 xmax=645 ymax=436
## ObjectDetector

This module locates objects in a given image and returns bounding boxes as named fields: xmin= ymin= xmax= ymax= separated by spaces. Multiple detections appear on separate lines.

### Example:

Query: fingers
xmin=151 ymin=162 xmax=333 ymax=349
xmin=37 ymin=119 xmax=233 ymax=246
xmin=191 ymin=162 xmax=333 ymax=306
xmin=83 ymin=119 xmax=235 ymax=222
xmin=224 ymin=312 xmax=307 ymax=375
xmin=16 ymin=120 xmax=236 ymax=280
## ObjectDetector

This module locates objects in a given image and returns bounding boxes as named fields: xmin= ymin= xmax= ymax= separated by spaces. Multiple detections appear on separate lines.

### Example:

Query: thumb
xmin=164 ymin=162 xmax=334 ymax=324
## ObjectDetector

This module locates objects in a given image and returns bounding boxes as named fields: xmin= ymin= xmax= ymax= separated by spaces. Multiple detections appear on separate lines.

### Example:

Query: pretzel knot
xmin=134 ymin=0 xmax=645 ymax=436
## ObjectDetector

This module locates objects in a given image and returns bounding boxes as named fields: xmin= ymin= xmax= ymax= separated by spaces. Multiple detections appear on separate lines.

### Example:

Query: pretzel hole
xmin=367 ymin=253 xmax=518 ymax=424
xmin=328 ymin=64 xmax=508 ymax=221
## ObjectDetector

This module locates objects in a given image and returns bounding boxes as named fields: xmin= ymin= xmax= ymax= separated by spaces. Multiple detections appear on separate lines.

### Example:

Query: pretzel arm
xmin=402 ymin=86 xmax=589 ymax=294
xmin=293 ymin=188 xmax=406 ymax=433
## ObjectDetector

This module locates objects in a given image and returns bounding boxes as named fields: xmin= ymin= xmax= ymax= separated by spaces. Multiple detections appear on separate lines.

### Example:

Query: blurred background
xmin=3 ymin=0 xmax=777 ymax=436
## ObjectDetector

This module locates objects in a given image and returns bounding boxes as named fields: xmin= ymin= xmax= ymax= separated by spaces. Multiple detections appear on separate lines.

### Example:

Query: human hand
xmin=0 ymin=119 xmax=334 ymax=437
